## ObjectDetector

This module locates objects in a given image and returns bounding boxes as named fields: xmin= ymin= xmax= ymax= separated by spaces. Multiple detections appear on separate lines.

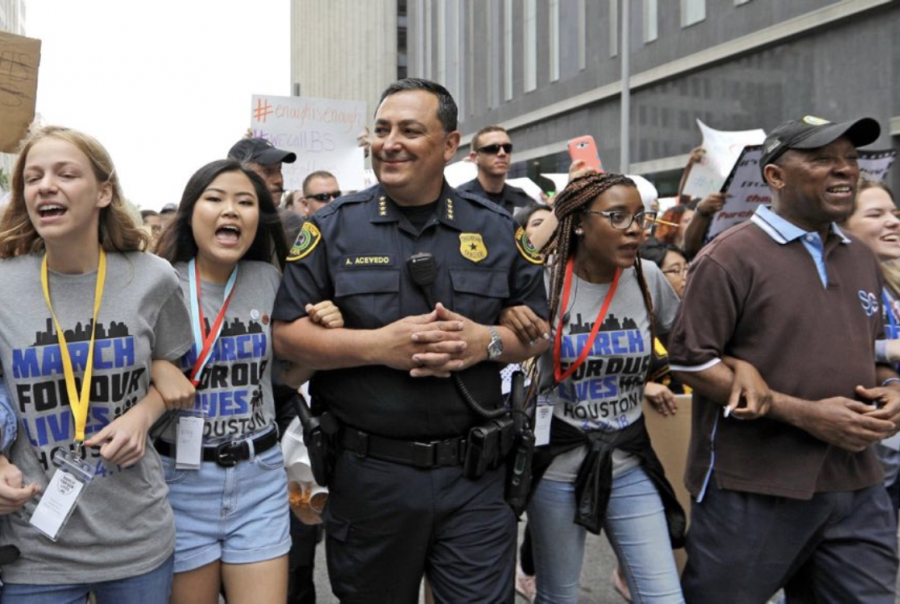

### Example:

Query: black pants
xmin=683 ymin=482 xmax=899 ymax=604
xmin=288 ymin=514 xmax=319 ymax=604
xmin=324 ymin=451 xmax=516 ymax=603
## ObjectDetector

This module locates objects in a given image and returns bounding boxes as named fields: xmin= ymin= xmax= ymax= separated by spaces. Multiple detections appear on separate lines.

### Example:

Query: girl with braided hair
xmin=527 ymin=172 xmax=686 ymax=603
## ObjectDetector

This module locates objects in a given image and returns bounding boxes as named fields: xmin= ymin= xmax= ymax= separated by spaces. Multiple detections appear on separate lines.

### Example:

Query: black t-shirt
xmin=396 ymin=200 xmax=439 ymax=233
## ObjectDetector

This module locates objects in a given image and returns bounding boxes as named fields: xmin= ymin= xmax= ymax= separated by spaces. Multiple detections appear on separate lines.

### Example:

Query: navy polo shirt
xmin=273 ymin=181 xmax=548 ymax=440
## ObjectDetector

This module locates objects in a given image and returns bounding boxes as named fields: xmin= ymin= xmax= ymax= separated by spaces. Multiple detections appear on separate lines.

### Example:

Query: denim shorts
xmin=161 ymin=435 xmax=291 ymax=573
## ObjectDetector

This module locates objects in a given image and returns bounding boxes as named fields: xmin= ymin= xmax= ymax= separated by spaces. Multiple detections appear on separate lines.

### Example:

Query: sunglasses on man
xmin=476 ymin=143 xmax=514 ymax=155
xmin=306 ymin=191 xmax=342 ymax=203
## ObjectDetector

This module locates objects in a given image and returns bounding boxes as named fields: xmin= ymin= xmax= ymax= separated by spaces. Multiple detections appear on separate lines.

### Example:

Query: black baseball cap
xmin=159 ymin=203 xmax=178 ymax=214
xmin=228 ymin=137 xmax=297 ymax=166
xmin=759 ymin=116 xmax=880 ymax=178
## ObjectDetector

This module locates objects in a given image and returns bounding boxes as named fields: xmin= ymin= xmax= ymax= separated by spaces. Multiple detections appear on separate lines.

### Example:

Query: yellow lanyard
xmin=40 ymin=249 xmax=107 ymax=444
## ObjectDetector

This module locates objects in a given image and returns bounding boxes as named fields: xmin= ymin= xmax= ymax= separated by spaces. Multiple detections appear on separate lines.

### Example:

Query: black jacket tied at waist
xmin=531 ymin=416 xmax=686 ymax=548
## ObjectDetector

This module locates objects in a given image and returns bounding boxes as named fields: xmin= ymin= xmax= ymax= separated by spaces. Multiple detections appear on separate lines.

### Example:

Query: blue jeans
xmin=529 ymin=466 xmax=683 ymax=603
xmin=1 ymin=553 xmax=173 ymax=604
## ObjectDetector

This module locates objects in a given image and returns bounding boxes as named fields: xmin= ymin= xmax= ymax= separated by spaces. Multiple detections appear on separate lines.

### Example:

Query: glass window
xmin=524 ymin=0 xmax=537 ymax=92
xmin=681 ymin=0 xmax=705 ymax=27
xmin=644 ymin=0 xmax=658 ymax=43
xmin=549 ymin=0 xmax=560 ymax=82
xmin=504 ymin=0 xmax=513 ymax=100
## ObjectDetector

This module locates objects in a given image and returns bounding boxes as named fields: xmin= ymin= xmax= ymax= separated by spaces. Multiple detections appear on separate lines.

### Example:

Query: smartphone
xmin=568 ymin=135 xmax=603 ymax=172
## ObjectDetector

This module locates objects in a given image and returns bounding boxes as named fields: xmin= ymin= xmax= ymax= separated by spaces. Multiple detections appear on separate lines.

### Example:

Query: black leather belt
xmin=341 ymin=429 xmax=466 ymax=468
xmin=155 ymin=430 xmax=279 ymax=468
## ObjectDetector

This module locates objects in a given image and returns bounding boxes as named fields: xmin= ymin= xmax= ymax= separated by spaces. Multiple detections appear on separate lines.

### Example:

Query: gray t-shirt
xmin=538 ymin=262 xmax=680 ymax=482
xmin=0 ymin=251 xmax=192 ymax=584
xmin=160 ymin=260 xmax=280 ymax=444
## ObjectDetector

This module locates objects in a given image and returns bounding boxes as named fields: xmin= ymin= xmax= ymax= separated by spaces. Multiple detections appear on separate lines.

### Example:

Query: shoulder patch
xmin=287 ymin=222 xmax=322 ymax=262
xmin=515 ymin=226 xmax=543 ymax=265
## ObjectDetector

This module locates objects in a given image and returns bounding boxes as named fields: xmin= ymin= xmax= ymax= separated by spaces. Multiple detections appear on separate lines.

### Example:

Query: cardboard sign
xmin=0 ymin=32 xmax=41 ymax=153
xmin=682 ymin=120 xmax=766 ymax=200
xmin=707 ymin=147 xmax=899 ymax=241
xmin=643 ymin=394 xmax=693 ymax=574
xmin=250 ymin=94 xmax=366 ymax=191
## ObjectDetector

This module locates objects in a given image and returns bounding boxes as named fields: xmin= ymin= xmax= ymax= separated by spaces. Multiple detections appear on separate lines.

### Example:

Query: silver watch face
xmin=488 ymin=330 xmax=503 ymax=358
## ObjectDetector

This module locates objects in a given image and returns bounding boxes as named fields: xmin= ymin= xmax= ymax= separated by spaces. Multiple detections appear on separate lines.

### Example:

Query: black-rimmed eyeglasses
xmin=476 ymin=143 xmax=513 ymax=155
xmin=583 ymin=210 xmax=657 ymax=230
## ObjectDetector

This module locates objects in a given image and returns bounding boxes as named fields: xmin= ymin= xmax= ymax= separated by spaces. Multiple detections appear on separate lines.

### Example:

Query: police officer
xmin=457 ymin=125 xmax=533 ymax=216
xmin=273 ymin=78 xmax=549 ymax=603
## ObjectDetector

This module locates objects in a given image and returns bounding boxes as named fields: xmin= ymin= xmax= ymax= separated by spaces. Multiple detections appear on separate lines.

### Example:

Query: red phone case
xmin=568 ymin=136 xmax=603 ymax=172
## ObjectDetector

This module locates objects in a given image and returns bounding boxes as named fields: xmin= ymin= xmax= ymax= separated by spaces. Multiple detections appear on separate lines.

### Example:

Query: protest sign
xmin=707 ymin=147 xmax=898 ymax=241
xmin=250 ymin=94 xmax=366 ymax=191
xmin=682 ymin=120 xmax=766 ymax=200
xmin=444 ymin=160 xmax=477 ymax=187
xmin=858 ymin=149 xmax=897 ymax=183
xmin=0 ymin=32 xmax=41 ymax=153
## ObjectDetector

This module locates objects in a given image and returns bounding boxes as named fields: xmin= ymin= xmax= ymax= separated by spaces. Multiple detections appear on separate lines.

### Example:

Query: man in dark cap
xmin=228 ymin=137 xmax=297 ymax=206
xmin=668 ymin=116 xmax=900 ymax=602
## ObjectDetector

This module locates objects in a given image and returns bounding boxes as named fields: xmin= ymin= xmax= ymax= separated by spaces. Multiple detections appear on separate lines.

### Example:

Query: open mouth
xmin=215 ymin=224 xmax=241 ymax=244
xmin=38 ymin=204 xmax=66 ymax=218
xmin=880 ymin=233 xmax=899 ymax=244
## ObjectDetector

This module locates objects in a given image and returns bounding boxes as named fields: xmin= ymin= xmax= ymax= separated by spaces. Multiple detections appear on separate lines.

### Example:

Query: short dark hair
xmin=140 ymin=209 xmax=159 ymax=220
xmin=514 ymin=202 xmax=552 ymax=229
xmin=377 ymin=78 xmax=458 ymax=133
xmin=472 ymin=125 xmax=508 ymax=154
xmin=156 ymin=159 xmax=289 ymax=270
xmin=639 ymin=238 xmax=685 ymax=269
xmin=302 ymin=170 xmax=338 ymax=196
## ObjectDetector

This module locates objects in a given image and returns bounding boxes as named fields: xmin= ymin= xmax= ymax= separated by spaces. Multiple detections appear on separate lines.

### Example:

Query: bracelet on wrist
xmin=881 ymin=377 xmax=900 ymax=388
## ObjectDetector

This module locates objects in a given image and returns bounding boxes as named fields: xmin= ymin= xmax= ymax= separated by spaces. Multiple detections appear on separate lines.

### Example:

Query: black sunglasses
xmin=477 ymin=143 xmax=513 ymax=155
xmin=307 ymin=191 xmax=341 ymax=203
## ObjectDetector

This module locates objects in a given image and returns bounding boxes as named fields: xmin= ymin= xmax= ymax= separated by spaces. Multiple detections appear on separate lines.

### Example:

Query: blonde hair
xmin=0 ymin=126 xmax=148 ymax=258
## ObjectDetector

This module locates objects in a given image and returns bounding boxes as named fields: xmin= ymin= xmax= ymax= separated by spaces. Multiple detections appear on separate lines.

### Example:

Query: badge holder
xmin=29 ymin=449 xmax=94 ymax=541
xmin=175 ymin=408 xmax=206 ymax=470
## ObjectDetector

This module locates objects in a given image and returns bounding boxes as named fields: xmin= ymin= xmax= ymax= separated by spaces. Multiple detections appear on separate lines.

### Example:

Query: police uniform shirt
xmin=272 ymin=181 xmax=548 ymax=440
xmin=457 ymin=178 xmax=533 ymax=217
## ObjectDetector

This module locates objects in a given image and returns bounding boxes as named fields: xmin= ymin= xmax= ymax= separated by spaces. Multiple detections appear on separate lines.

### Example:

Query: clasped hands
xmin=381 ymin=303 xmax=491 ymax=378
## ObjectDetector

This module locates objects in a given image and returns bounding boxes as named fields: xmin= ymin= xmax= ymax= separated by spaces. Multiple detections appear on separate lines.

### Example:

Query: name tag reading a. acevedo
xmin=30 ymin=450 xmax=93 ymax=541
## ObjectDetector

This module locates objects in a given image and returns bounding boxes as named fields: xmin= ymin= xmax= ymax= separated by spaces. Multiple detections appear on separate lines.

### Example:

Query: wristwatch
xmin=487 ymin=326 xmax=503 ymax=360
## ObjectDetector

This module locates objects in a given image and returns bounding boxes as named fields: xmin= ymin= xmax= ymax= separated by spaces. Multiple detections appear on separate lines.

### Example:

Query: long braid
xmin=633 ymin=254 xmax=657 ymax=383
xmin=543 ymin=173 xmax=636 ymax=331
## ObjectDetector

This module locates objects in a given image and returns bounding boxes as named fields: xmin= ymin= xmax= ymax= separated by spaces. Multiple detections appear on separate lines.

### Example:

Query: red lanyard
xmin=553 ymin=256 xmax=622 ymax=383
xmin=189 ymin=259 xmax=238 ymax=386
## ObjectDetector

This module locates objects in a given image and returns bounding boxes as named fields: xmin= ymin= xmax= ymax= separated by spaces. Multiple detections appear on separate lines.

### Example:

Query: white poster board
xmin=682 ymin=120 xmax=766 ymax=200
xmin=444 ymin=160 xmax=477 ymax=187
xmin=707 ymin=147 xmax=898 ymax=241
xmin=250 ymin=94 xmax=366 ymax=191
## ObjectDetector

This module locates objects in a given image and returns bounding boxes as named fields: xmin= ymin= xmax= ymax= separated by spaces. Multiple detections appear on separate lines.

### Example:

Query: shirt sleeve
xmin=152 ymin=272 xmax=194 ymax=361
xmin=667 ymin=253 xmax=741 ymax=371
xmin=645 ymin=262 xmax=681 ymax=336
xmin=506 ymin=223 xmax=550 ymax=320
xmin=0 ymin=377 xmax=17 ymax=453
xmin=272 ymin=218 xmax=334 ymax=323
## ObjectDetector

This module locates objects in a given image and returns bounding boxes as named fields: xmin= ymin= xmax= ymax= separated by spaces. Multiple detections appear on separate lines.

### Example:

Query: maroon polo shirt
xmin=668 ymin=216 xmax=885 ymax=500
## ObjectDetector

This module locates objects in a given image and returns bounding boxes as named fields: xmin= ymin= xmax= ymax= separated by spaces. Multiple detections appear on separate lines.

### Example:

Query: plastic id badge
xmin=30 ymin=450 xmax=94 ymax=541
xmin=176 ymin=409 xmax=206 ymax=470
xmin=534 ymin=404 xmax=553 ymax=447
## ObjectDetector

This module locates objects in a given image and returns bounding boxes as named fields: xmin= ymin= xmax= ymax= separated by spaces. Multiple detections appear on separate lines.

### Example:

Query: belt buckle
xmin=434 ymin=439 xmax=460 ymax=467
xmin=215 ymin=441 xmax=239 ymax=468
xmin=411 ymin=441 xmax=435 ymax=468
